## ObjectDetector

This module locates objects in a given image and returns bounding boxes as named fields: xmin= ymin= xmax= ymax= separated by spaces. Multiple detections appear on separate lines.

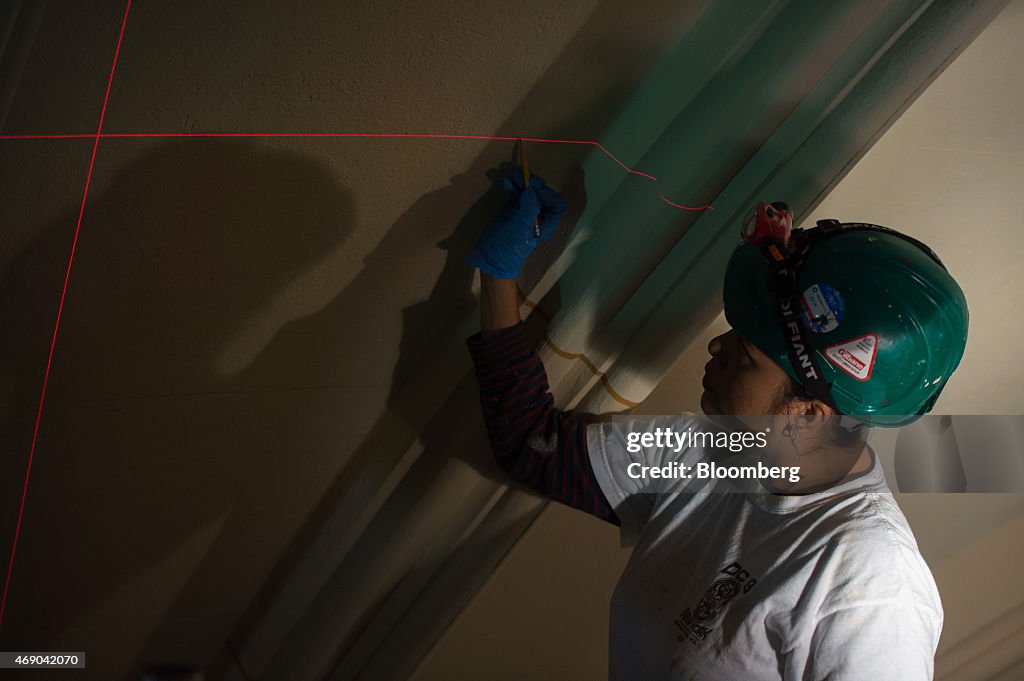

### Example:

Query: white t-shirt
xmin=587 ymin=413 xmax=943 ymax=681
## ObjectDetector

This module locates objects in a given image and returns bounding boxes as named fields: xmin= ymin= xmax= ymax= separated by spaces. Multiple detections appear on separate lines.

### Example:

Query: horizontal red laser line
xmin=0 ymin=0 xmax=132 ymax=633
xmin=0 ymin=133 xmax=96 ymax=139
xmin=0 ymin=131 xmax=713 ymax=210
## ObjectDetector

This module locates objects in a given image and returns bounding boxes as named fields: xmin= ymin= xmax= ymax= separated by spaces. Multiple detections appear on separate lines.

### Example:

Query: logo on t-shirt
xmin=673 ymin=561 xmax=758 ymax=645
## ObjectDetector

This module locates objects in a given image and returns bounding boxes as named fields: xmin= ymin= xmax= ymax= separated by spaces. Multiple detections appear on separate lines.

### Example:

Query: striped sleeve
xmin=466 ymin=322 xmax=620 ymax=526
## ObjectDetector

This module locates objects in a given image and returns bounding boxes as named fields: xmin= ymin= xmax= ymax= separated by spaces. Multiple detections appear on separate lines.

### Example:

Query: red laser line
xmin=0 ymin=0 xmax=133 ymax=631
xmin=0 ymin=133 xmax=96 ymax=139
xmin=0 ymin=131 xmax=714 ymax=208
xmin=661 ymin=194 xmax=715 ymax=212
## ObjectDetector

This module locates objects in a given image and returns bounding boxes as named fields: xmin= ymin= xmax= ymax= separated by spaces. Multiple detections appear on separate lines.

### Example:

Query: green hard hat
xmin=723 ymin=223 xmax=969 ymax=426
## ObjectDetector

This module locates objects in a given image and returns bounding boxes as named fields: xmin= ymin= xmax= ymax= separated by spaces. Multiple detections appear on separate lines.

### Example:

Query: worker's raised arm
xmin=479 ymin=274 xmax=519 ymax=336
xmin=465 ymin=173 xmax=619 ymax=525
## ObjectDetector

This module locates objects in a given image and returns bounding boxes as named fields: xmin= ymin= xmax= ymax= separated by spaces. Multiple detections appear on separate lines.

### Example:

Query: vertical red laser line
xmin=0 ymin=0 xmax=133 ymax=629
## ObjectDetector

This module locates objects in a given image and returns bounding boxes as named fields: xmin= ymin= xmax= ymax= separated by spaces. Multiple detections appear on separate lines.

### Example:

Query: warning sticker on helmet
xmin=825 ymin=334 xmax=878 ymax=381
xmin=801 ymin=284 xmax=844 ymax=333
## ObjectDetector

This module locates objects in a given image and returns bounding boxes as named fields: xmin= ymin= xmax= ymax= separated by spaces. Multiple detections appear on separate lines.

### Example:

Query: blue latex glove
xmin=467 ymin=173 xmax=567 ymax=279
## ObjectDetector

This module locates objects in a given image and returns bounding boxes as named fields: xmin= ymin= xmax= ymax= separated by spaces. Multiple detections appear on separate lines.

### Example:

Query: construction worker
xmin=465 ymin=174 xmax=969 ymax=680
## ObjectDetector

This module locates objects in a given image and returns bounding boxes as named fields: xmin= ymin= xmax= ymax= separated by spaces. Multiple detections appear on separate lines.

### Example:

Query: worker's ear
xmin=781 ymin=395 xmax=833 ymax=432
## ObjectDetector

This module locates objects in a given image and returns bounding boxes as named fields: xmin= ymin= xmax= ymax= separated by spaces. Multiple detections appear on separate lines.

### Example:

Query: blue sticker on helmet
xmin=801 ymin=283 xmax=844 ymax=333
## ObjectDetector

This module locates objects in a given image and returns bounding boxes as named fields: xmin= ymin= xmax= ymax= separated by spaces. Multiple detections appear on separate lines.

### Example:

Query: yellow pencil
xmin=520 ymin=139 xmax=541 ymax=237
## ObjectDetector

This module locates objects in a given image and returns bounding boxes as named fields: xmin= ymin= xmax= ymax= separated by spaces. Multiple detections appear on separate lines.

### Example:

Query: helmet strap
xmin=760 ymin=230 xmax=841 ymax=415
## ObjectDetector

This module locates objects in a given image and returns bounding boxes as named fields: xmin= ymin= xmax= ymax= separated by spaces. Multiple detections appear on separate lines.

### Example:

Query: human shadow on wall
xmin=390 ymin=160 xmax=585 ymax=402
xmin=0 ymin=140 xmax=354 ymax=673
xmin=215 ymin=156 xmax=587 ymax=679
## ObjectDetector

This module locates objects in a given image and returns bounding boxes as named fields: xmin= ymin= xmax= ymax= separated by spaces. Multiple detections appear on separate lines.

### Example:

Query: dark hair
xmin=775 ymin=378 xmax=869 ymax=453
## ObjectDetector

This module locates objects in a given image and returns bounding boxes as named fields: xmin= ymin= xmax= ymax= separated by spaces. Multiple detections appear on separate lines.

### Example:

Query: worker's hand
xmin=466 ymin=173 xmax=566 ymax=279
